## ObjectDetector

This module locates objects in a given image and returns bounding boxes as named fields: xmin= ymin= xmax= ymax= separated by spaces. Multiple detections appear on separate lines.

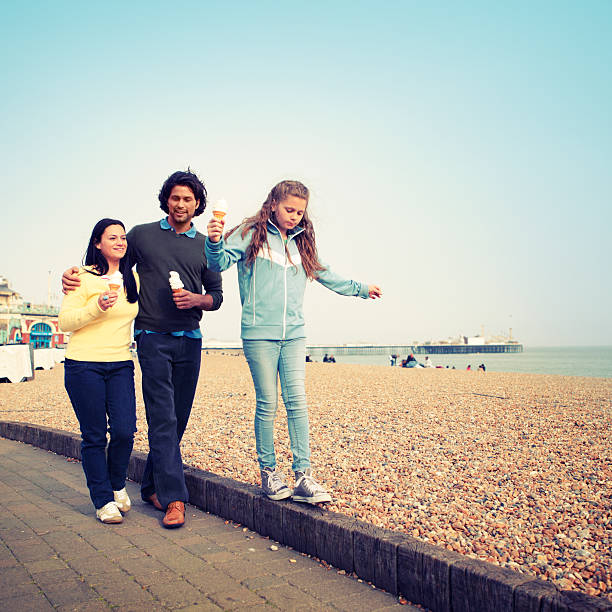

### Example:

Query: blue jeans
xmin=136 ymin=333 xmax=201 ymax=508
xmin=242 ymin=338 xmax=310 ymax=472
xmin=64 ymin=359 xmax=136 ymax=509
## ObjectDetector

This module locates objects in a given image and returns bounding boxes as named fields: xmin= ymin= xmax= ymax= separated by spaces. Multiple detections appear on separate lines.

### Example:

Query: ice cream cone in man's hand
xmin=169 ymin=271 xmax=184 ymax=298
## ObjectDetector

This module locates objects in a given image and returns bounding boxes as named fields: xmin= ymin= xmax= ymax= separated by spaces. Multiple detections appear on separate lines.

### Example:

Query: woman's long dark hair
xmin=83 ymin=219 xmax=138 ymax=303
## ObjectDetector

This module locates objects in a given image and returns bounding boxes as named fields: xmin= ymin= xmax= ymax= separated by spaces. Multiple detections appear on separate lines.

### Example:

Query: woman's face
xmin=95 ymin=224 xmax=127 ymax=263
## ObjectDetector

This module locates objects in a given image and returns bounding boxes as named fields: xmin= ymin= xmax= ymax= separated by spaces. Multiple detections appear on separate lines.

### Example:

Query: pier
xmin=306 ymin=343 xmax=523 ymax=356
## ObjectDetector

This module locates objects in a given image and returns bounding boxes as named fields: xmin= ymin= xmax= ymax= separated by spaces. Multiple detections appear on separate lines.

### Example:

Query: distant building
xmin=0 ymin=275 xmax=65 ymax=348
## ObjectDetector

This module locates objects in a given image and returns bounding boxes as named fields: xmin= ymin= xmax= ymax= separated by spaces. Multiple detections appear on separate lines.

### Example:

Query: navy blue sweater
xmin=127 ymin=221 xmax=223 ymax=333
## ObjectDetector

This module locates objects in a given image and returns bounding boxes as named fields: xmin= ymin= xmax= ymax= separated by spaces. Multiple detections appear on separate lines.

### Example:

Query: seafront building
xmin=0 ymin=275 xmax=65 ymax=348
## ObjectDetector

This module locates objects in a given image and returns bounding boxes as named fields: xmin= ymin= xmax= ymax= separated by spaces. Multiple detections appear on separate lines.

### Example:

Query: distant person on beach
xmin=62 ymin=170 xmax=223 ymax=529
xmin=206 ymin=179 xmax=382 ymax=504
xmin=467 ymin=364 xmax=471 ymax=371
xmin=478 ymin=363 xmax=486 ymax=372
xmin=424 ymin=356 xmax=434 ymax=368
xmin=59 ymin=219 xmax=139 ymax=524
xmin=403 ymin=353 xmax=418 ymax=368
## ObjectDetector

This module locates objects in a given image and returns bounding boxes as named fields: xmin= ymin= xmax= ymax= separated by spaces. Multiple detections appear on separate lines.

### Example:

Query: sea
xmin=307 ymin=346 xmax=612 ymax=378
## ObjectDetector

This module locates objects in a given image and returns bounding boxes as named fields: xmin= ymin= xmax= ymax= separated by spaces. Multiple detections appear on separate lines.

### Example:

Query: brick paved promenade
xmin=0 ymin=437 xmax=416 ymax=611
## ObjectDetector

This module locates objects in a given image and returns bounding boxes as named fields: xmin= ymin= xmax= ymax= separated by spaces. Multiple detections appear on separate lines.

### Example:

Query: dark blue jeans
xmin=64 ymin=359 xmax=136 ymax=509
xmin=136 ymin=333 xmax=201 ymax=508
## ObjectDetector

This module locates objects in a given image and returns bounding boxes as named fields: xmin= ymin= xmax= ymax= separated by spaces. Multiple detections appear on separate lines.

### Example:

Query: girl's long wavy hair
xmin=83 ymin=218 xmax=138 ymax=303
xmin=226 ymin=180 xmax=324 ymax=280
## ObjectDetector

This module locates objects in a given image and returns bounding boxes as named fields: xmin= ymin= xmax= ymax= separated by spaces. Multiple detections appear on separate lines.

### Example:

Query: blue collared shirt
xmin=134 ymin=218 xmax=202 ymax=339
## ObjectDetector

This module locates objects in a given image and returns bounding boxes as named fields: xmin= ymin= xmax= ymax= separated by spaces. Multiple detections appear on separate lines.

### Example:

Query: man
xmin=62 ymin=170 xmax=223 ymax=528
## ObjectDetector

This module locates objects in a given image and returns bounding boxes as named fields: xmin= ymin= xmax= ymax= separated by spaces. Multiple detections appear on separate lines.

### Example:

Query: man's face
xmin=167 ymin=185 xmax=198 ymax=226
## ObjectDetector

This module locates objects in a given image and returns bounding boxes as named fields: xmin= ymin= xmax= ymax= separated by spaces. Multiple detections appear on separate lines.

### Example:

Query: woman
xmin=59 ymin=218 xmax=139 ymax=523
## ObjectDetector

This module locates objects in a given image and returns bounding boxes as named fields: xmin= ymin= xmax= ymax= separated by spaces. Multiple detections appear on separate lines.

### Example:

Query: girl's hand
xmin=207 ymin=218 xmax=225 ymax=243
xmin=368 ymin=285 xmax=382 ymax=299
xmin=98 ymin=291 xmax=118 ymax=311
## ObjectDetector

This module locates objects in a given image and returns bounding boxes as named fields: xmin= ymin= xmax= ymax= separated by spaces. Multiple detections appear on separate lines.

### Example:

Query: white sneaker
xmin=113 ymin=488 xmax=131 ymax=513
xmin=96 ymin=501 xmax=123 ymax=524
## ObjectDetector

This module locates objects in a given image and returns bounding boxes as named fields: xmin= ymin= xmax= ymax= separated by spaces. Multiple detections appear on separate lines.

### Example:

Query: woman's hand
xmin=207 ymin=218 xmax=225 ymax=243
xmin=62 ymin=266 xmax=81 ymax=294
xmin=98 ymin=291 xmax=118 ymax=311
xmin=368 ymin=285 xmax=382 ymax=299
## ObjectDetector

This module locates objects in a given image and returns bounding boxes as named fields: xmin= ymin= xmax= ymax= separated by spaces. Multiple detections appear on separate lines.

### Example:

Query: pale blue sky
xmin=1 ymin=1 xmax=610 ymax=346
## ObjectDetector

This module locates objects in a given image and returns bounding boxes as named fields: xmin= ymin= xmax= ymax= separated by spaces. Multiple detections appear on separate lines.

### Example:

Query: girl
xmin=206 ymin=181 xmax=381 ymax=504
xmin=59 ymin=219 xmax=139 ymax=523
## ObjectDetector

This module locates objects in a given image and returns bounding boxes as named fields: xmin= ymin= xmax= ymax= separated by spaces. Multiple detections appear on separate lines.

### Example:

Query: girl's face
xmin=95 ymin=224 xmax=127 ymax=263
xmin=272 ymin=195 xmax=307 ymax=236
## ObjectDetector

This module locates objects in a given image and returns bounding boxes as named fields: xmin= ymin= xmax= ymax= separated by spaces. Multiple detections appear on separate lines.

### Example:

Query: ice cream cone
xmin=212 ymin=199 xmax=228 ymax=221
xmin=169 ymin=271 xmax=184 ymax=304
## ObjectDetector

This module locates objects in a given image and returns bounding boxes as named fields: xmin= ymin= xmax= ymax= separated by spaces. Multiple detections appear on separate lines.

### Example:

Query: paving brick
xmin=255 ymin=583 xmax=323 ymax=610
xmin=66 ymin=552 xmax=121 ymax=576
xmin=132 ymin=569 xmax=177 ymax=587
xmin=157 ymin=551 xmax=209 ymax=574
xmin=24 ymin=556 xmax=69 ymax=574
xmin=213 ymin=557 xmax=271 ymax=580
xmin=208 ymin=585 xmax=266 ymax=610
xmin=83 ymin=569 xmax=127 ymax=587
xmin=331 ymin=585 xmax=406 ymax=611
xmin=34 ymin=567 xmax=83 ymax=588
xmin=148 ymin=579 xmax=205 ymax=607
xmin=0 ymin=564 xmax=34 ymax=586
xmin=43 ymin=579 xmax=100 ymax=607
xmin=93 ymin=580 xmax=156 ymax=605
xmin=287 ymin=567 xmax=367 ymax=602
xmin=242 ymin=573 xmax=286 ymax=590
xmin=183 ymin=566 xmax=244 ymax=594
xmin=0 ymin=590 xmax=55 ymax=611
xmin=55 ymin=601 xmax=112 ymax=612
xmin=179 ymin=602 xmax=224 ymax=611
xmin=0 ymin=580 xmax=42 ymax=600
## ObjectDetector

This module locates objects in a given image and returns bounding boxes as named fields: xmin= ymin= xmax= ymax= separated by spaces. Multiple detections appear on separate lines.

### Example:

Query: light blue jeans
xmin=242 ymin=337 xmax=311 ymax=472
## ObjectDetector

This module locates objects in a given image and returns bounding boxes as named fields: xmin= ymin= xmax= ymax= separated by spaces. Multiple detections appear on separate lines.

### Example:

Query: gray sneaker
xmin=291 ymin=468 xmax=332 ymax=504
xmin=261 ymin=467 xmax=292 ymax=501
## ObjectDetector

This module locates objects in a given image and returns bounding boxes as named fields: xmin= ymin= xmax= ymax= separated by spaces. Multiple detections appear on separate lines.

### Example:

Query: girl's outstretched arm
xmin=316 ymin=261 xmax=382 ymax=300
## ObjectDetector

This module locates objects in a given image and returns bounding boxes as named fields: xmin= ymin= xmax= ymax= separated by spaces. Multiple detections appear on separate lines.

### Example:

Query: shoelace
xmin=298 ymin=473 xmax=324 ymax=494
xmin=267 ymin=471 xmax=287 ymax=490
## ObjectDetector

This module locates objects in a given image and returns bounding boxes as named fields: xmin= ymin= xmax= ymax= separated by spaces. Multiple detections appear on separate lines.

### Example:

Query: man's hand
xmin=62 ymin=266 xmax=81 ymax=294
xmin=173 ymin=289 xmax=207 ymax=310
xmin=207 ymin=218 xmax=225 ymax=243
xmin=368 ymin=285 xmax=382 ymax=299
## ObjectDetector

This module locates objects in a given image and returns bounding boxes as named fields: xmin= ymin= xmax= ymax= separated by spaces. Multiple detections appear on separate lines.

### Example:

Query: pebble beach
xmin=1 ymin=354 xmax=610 ymax=601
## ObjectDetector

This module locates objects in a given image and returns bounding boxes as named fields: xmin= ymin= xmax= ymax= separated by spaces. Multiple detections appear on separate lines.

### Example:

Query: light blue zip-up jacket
xmin=205 ymin=220 xmax=370 ymax=340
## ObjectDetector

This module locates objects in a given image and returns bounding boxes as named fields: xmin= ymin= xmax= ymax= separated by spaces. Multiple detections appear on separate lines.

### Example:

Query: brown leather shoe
xmin=144 ymin=493 xmax=163 ymax=511
xmin=162 ymin=501 xmax=185 ymax=528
